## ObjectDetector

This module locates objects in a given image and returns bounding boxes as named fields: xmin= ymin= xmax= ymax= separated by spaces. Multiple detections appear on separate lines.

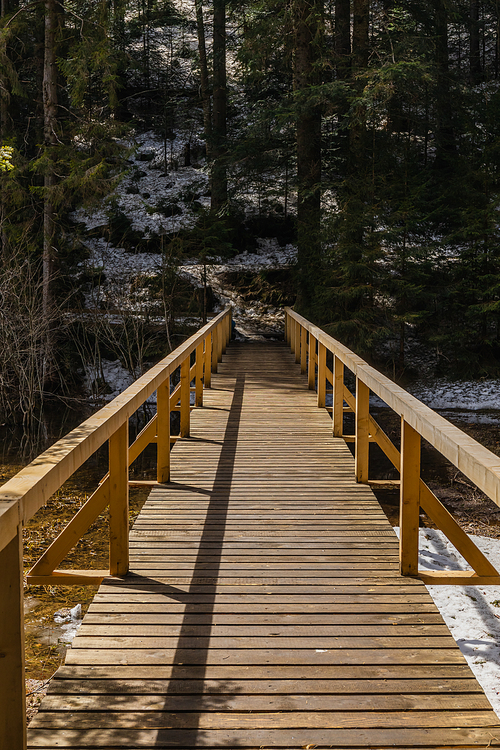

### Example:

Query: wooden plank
xmin=64 ymin=648 xmax=467 ymax=666
xmin=317 ymin=341 xmax=326 ymax=407
xmin=27 ymin=478 xmax=110 ymax=579
xmin=82 ymin=612 xmax=445 ymax=624
xmin=156 ymin=380 xmax=170 ymax=483
xmin=26 ymin=340 xmax=500 ymax=750
xmin=195 ymin=341 xmax=204 ymax=407
xmin=399 ymin=418 xmax=420 ymax=576
xmin=180 ymin=356 xmax=191 ymax=437
xmin=355 ymin=377 xmax=370 ymax=483
xmin=76 ymin=623 xmax=451 ymax=637
xmin=50 ymin=663 xmax=478 ymax=680
xmin=108 ymin=421 xmax=129 ymax=577
xmin=25 ymin=727 xmax=500 ymax=748
xmin=419 ymin=481 xmax=498 ymax=577
xmin=333 ymin=355 xmax=344 ymax=436
xmin=47 ymin=677 xmax=484 ymax=695
xmin=286 ymin=308 xmax=500 ymax=512
xmin=0 ymin=528 xmax=26 ymax=750
xmin=0 ymin=308 xmax=231 ymax=550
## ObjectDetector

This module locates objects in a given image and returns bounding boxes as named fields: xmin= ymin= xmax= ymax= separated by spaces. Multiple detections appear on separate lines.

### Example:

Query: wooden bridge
xmin=4 ymin=308 xmax=500 ymax=748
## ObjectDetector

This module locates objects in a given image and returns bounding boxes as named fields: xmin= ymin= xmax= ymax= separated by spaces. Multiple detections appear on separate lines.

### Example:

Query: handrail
xmin=0 ymin=307 xmax=232 ymax=749
xmin=285 ymin=307 xmax=500 ymax=586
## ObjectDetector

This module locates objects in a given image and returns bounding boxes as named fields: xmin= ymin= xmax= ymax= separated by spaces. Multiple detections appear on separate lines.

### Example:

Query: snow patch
xmin=395 ymin=527 xmax=500 ymax=717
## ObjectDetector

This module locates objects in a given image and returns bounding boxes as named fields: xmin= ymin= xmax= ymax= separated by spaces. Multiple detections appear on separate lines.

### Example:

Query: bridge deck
xmin=28 ymin=341 xmax=500 ymax=748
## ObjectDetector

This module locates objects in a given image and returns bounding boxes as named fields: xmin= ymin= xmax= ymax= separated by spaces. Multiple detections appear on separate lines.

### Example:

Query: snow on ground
xmin=395 ymin=527 xmax=500 ymax=717
xmin=407 ymin=379 xmax=500 ymax=423
xmin=73 ymin=128 xmax=296 ymax=349
xmin=79 ymin=237 xmax=162 ymax=282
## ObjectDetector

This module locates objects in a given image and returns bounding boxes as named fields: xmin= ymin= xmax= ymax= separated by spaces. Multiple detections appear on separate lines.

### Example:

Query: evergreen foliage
xmin=3 ymin=0 xmax=500 ymax=423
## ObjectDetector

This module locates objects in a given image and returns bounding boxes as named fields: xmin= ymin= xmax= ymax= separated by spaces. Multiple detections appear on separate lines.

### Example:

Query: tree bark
xmin=293 ymin=0 xmax=323 ymax=313
xmin=42 ymin=0 xmax=59 ymax=383
xmin=349 ymin=0 xmax=369 ymax=177
xmin=434 ymin=0 xmax=455 ymax=166
xmin=195 ymin=0 xmax=212 ymax=155
xmin=470 ymin=0 xmax=482 ymax=83
xmin=335 ymin=0 xmax=350 ymax=80
xmin=352 ymin=0 xmax=369 ymax=70
xmin=211 ymin=0 xmax=227 ymax=211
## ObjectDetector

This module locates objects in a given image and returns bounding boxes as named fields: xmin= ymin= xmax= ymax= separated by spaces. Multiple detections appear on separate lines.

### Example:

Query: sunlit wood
xmin=399 ymin=419 xmax=420 ymax=576
xmin=0 ymin=529 xmax=26 ymax=750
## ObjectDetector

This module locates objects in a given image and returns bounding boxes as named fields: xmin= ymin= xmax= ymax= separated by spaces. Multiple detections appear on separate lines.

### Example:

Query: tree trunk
xmin=211 ymin=0 xmax=227 ymax=211
xmin=434 ymin=0 xmax=455 ymax=166
xmin=335 ymin=0 xmax=350 ymax=80
xmin=352 ymin=0 xmax=369 ymax=70
xmin=195 ymin=0 xmax=212 ymax=155
xmin=42 ymin=0 xmax=59 ymax=383
xmin=349 ymin=0 xmax=369 ymax=181
xmin=470 ymin=0 xmax=482 ymax=83
xmin=293 ymin=0 xmax=323 ymax=313
xmin=0 ymin=0 xmax=18 ymax=259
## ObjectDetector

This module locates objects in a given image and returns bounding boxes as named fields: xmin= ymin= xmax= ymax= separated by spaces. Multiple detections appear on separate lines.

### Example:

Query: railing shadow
xmin=152 ymin=372 xmax=246 ymax=747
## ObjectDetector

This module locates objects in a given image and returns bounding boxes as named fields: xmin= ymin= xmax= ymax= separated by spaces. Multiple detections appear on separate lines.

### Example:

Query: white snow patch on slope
xmin=395 ymin=527 xmax=500 ymax=717
xmin=409 ymin=379 xmax=500 ymax=412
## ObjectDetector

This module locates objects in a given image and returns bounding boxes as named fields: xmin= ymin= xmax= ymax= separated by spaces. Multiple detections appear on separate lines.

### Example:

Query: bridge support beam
xmin=308 ymin=334 xmax=316 ymax=390
xmin=317 ymin=342 xmax=326 ymax=408
xmin=157 ymin=380 xmax=171 ymax=483
xmin=180 ymin=357 xmax=191 ymax=437
xmin=355 ymin=378 xmax=370 ymax=483
xmin=0 ymin=526 xmax=27 ymax=750
xmin=109 ymin=421 xmax=129 ymax=576
xmin=204 ymin=334 xmax=212 ymax=388
xmin=400 ymin=419 xmax=421 ymax=576
xmin=195 ymin=341 xmax=204 ymax=407
xmin=212 ymin=327 xmax=219 ymax=373
xmin=332 ymin=356 xmax=344 ymax=437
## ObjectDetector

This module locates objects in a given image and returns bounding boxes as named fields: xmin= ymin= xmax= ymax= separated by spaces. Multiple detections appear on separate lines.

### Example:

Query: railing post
xmin=290 ymin=318 xmax=296 ymax=354
xmin=217 ymin=321 xmax=224 ymax=363
xmin=204 ymin=334 xmax=212 ymax=388
xmin=285 ymin=312 xmax=289 ymax=344
xmin=180 ymin=356 xmax=191 ymax=437
xmin=0 ymin=526 xmax=27 ymax=750
xmin=317 ymin=342 xmax=326 ymax=408
xmin=294 ymin=322 xmax=301 ymax=364
xmin=300 ymin=327 xmax=307 ymax=374
xmin=308 ymin=334 xmax=316 ymax=390
xmin=109 ymin=421 xmax=129 ymax=577
xmin=195 ymin=341 xmax=204 ymax=407
xmin=212 ymin=325 xmax=219 ymax=373
xmin=222 ymin=317 xmax=227 ymax=355
xmin=400 ymin=418 xmax=421 ymax=576
xmin=227 ymin=309 xmax=232 ymax=346
xmin=355 ymin=378 xmax=370 ymax=483
xmin=333 ymin=355 xmax=344 ymax=437
xmin=157 ymin=378 xmax=171 ymax=483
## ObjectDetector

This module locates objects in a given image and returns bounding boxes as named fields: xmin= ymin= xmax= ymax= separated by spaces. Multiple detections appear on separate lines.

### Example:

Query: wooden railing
xmin=0 ymin=308 xmax=231 ymax=749
xmin=285 ymin=307 xmax=500 ymax=586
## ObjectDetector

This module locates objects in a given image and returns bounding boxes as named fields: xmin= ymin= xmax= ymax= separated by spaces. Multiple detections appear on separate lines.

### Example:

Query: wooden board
xmin=27 ymin=341 xmax=500 ymax=750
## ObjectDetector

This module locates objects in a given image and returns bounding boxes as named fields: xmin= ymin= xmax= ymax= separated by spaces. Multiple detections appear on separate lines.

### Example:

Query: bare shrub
xmin=0 ymin=247 xmax=51 ymax=424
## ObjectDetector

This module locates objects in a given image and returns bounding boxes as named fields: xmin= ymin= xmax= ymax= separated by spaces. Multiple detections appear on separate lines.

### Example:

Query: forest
xmin=1 ymin=0 xmax=500 ymax=424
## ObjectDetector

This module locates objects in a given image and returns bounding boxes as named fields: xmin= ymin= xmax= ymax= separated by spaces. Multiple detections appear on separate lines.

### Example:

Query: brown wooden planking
xmin=27 ymin=341 xmax=500 ymax=750
xmin=51 ymin=663 xmax=477 ymax=679
xmin=63 ymin=647 xmax=468 ymax=666
xmin=24 ymin=728 xmax=500 ymax=748
xmin=30 ymin=710 xmax=500 ymax=729
xmin=47 ymin=677 xmax=483 ymax=695
xmin=82 ymin=612 xmax=446 ymax=624
xmin=37 ymin=693 xmax=493 ymax=712
xmin=70 ymin=634 xmax=459 ymax=649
